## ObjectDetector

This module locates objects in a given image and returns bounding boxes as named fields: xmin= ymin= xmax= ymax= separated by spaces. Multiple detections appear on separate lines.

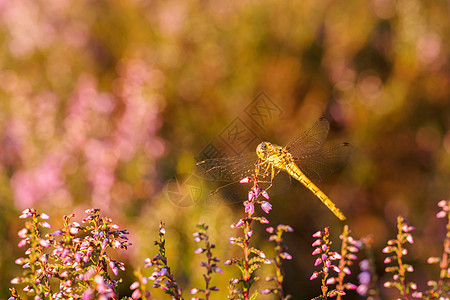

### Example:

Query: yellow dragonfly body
xmin=255 ymin=141 xmax=347 ymax=220
xmin=195 ymin=118 xmax=353 ymax=220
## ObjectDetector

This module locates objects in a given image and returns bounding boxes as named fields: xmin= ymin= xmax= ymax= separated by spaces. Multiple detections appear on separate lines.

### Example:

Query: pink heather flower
xmin=436 ymin=211 xmax=447 ymax=218
xmin=358 ymin=271 xmax=371 ymax=284
xmin=330 ymin=252 xmax=342 ymax=260
xmin=235 ymin=219 xmax=245 ymax=228
xmin=260 ymin=289 xmax=272 ymax=295
xmin=402 ymin=224 xmax=415 ymax=232
xmin=314 ymin=258 xmax=322 ymax=266
xmin=310 ymin=272 xmax=319 ymax=280
xmin=281 ymin=252 xmax=292 ymax=260
xmin=131 ymin=289 xmax=141 ymax=299
xmin=244 ymin=202 xmax=255 ymax=215
xmin=40 ymin=222 xmax=52 ymax=228
xmin=332 ymin=265 xmax=341 ymax=273
xmin=342 ymin=266 xmax=351 ymax=275
xmin=101 ymin=238 xmax=109 ymax=250
xmin=347 ymin=245 xmax=359 ymax=252
xmin=61 ymin=248 xmax=70 ymax=258
xmin=224 ymin=259 xmax=232 ymax=265
xmin=215 ymin=267 xmax=224 ymax=273
xmin=50 ymin=230 xmax=63 ymax=236
xmin=18 ymin=229 xmax=28 ymax=238
xmin=359 ymin=259 xmax=369 ymax=270
xmin=14 ymin=258 xmax=25 ymax=265
xmin=70 ymin=227 xmax=80 ymax=235
xmin=438 ymin=200 xmax=448 ymax=207
xmin=312 ymin=248 xmax=321 ymax=255
xmin=266 ymin=227 xmax=274 ymax=233
xmin=194 ymin=248 xmax=204 ymax=254
xmin=19 ymin=211 xmax=33 ymax=219
xmin=248 ymin=191 xmax=254 ymax=201
xmin=261 ymin=190 xmax=269 ymax=199
xmin=75 ymin=252 xmax=82 ymax=263
xmin=130 ymin=281 xmax=141 ymax=290
xmin=190 ymin=288 xmax=199 ymax=294
xmin=240 ymin=177 xmax=252 ymax=183
xmin=260 ymin=201 xmax=272 ymax=213
xmin=40 ymin=213 xmax=50 ymax=219
xmin=312 ymin=239 xmax=321 ymax=247
xmin=39 ymin=239 xmax=51 ymax=247
xmin=326 ymin=277 xmax=336 ymax=285
xmin=248 ymin=229 xmax=253 ymax=237
xmin=280 ymin=225 xmax=294 ymax=232
xmin=159 ymin=227 xmax=166 ymax=235
xmin=10 ymin=277 xmax=20 ymax=284
xmin=312 ymin=230 xmax=322 ymax=238
xmin=347 ymin=253 xmax=358 ymax=260
xmin=382 ymin=246 xmax=394 ymax=253
xmin=159 ymin=268 xmax=168 ymax=277
xmin=406 ymin=235 xmax=414 ymax=244
xmin=357 ymin=285 xmax=368 ymax=295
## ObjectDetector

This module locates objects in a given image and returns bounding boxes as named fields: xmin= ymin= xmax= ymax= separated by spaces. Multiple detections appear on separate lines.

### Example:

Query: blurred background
xmin=1 ymin=0 xmax=450 ymax=298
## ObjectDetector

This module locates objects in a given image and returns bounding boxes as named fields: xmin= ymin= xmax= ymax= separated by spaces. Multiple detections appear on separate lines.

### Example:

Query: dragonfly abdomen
xmin=284 ymin=162 xmax=346 ymax=221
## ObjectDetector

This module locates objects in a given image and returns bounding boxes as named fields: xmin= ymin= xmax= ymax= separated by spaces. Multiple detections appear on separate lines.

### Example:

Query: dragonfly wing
xmin=285 ymin=117 xmax=330 ymax=156
xmin=193 ymin=152 xmax=258 ymax=182
xmin=293 ymin=142 xmax=354 ymax=183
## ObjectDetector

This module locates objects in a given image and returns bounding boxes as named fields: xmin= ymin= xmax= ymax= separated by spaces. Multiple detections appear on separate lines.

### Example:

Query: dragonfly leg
xmin=262 ymin=165 xmax=276 ymax=193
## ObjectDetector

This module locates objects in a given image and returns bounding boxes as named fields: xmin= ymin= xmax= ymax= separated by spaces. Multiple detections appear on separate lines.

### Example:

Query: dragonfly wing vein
xmin=294 ymin=143 xmax=354 ymax=183
xmin=285 ymin=117 xmax=330 ymax=156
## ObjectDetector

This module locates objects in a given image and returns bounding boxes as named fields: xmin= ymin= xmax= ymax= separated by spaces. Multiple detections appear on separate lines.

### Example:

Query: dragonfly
xmin=194 ymin=117 xmax=353 ymax=220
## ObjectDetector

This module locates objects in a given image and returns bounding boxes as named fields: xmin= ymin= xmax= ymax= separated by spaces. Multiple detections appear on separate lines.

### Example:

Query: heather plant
xmin=382 ymin=216 xmax=418 ymax=298
xmin=146 ymin=222 xmax=184 ymax=300
xmin=190 ymin=222 xmax=222 ymax=300
xmin=10 ymin=208 xmax=130 ymax=299
xmin=310 ymin=227 xmax=346 ymax=299
xmin=9 ymin=198 xmax=450 ymax=299
xmin=225 ymin=176 xmax=273 ymax=300
xmin=263 ymin=224 xmax=294 ymax=299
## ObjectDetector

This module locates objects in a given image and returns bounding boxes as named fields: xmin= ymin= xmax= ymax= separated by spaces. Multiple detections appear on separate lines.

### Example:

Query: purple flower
xmin=40 ymin=213 xmax=50 ymax=219
xmin=240 ymin=177 xmax=253 ymax=183
xmin=310 ymin=272 xmax=319 ymax=280
xmin=194 ymin=248 xmax=204 ymax=254
xmin=234 ymin=219 xmax=245 ymax=228
xmin=248 ymin=191 xmax=254 ymax=201
xmin=244 ymin=202 xmax=254 ymax=215
xmin=260 ymin=201 xmax=272 ymax=213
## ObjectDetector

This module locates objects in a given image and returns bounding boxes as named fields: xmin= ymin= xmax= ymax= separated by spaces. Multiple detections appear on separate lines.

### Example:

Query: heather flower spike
xmin=383 ymin=216 xmax=418 ymax=299
xmin=333 ymin=225 xmax=361 ymax=300
xmin=421 ymin=199 xmax=450 ymax=299
xmin=310 ymin=227 xmax=345 ymax=299
xmin=145 ymin=222 xmax=183 ymax=299
xmin=227 ymin=174 xmax=280 ymax=300
xmin=191 ymin=222 xmax=221 ymax=300
xmin=265 ymin=224 xmax=294 ymax=299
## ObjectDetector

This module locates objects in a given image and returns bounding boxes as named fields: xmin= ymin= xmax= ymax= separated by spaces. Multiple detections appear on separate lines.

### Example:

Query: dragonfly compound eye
xmin=256 ymin=142 xmax=269 ymax=159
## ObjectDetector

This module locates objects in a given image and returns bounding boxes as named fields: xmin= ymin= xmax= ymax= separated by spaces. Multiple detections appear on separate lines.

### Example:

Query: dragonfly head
xmin=256 ymin=142 xmax=272 ymax=160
